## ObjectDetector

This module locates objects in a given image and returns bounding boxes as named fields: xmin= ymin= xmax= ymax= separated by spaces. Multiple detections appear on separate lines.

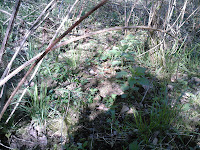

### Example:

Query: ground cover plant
xmin=0 ymin=0 xmax=200 ymax=149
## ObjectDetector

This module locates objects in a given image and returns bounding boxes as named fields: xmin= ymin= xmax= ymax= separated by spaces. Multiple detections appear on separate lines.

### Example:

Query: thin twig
xmin=124 ymin=0 xmax=127 ymax=35
xmin=1 ymin=0 xmax=56 ymax=81
xmin=137 ymin=40 xmax=164 ymax=57
xmin=0 ymin=0 xmax=57 ymax=112
xmin=178 ymin=5 xmax=200 ymax=29
xmin=0 ymin=52 xmax=42 ymax=87
xmin=140 ymin=80 xmax=153 ymax=104
xmin=127 ymin=3 xmax=136 ymax=25
xmin=0 ymin=0 xmax=21 ymax=62
xmin=179 ymin=0 xmax=188 ymax=28
xmin=5 ymin=59 xmax=43 ymax=123
xmin=48 ymin=0 xmax=79 ymax=46
xmin=0 ymin=140 xmax=15 ymax=150
xmin=0 ymin=9 xmax=23 ymax=22
xmin=6 ymin=0 xmax=78 ymax=131
xmin=163 ymin=0 xmax=176 ymax=30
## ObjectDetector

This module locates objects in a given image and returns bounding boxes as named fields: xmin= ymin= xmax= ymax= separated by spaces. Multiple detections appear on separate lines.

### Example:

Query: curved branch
xmin=54 ymin=25 xmax=180 ymax=50
xmin=0 ymin=25 xmax=180 ymax=87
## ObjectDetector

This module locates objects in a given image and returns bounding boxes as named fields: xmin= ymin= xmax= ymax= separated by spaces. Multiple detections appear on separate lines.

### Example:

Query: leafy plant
xmin=104 ymin=94 xmax=117 ymax=107
xmin=87 ymin=88 xmax=98 ymax=104
xmin=129 ymin=141 xmax=140 ymax=150
xmin=119 ymin=67 xmax=150 ymax=99
xmin=100 ymin=38 xmax=135 ymax=67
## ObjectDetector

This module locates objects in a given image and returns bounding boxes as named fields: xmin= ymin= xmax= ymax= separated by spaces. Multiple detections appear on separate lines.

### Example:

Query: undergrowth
xmin=0 ymin=0 xmax=200 ymax=149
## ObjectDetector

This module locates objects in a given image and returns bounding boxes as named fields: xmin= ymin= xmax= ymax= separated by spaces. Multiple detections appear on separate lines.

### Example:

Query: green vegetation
xmin=0 ymin=0 xmax=199 ymax=149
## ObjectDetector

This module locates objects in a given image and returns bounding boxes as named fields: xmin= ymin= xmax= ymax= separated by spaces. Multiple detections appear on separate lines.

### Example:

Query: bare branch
xmin=54 ymin=26 xmax=180 ymax=50
xmin=0 ymin=0 xmax=21 ymax=62
xmin=5 ymin=59 xmax=43 ymax=124
xmin=0 ymin=52 xmax=42 ymax=87
xmin=48 ymin=0 xmax=80 ymax=46
xmin=0 ymin=0 xmax=57 ymax=112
